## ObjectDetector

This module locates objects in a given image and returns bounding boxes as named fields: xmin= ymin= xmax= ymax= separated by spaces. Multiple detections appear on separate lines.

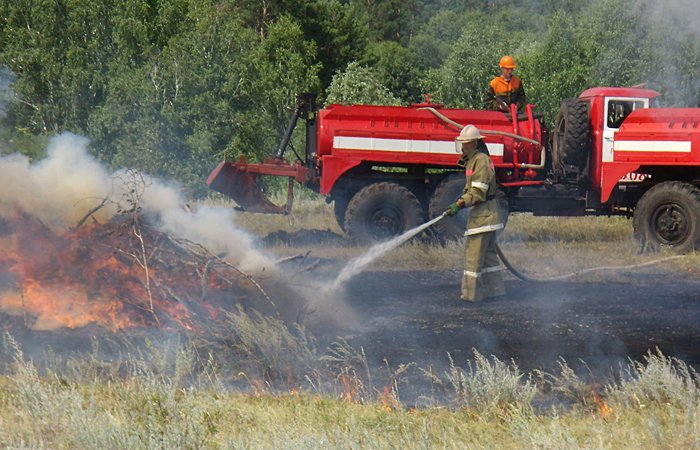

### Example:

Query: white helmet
xmin=456 ymin=124 xmax=483 ymax=142
xmin=455 ymin=124 xmax=483 ymax=153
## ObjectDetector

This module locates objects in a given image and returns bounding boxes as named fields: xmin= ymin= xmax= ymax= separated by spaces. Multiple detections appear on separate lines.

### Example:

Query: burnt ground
xmin=262 ymin=229 xmax=700 ymax=379
xmin=308 ymin=268 xmax=700 ymax=377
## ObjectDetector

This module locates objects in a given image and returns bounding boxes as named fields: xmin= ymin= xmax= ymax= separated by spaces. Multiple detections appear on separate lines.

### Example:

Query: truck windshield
xmin=606 ymin=99 xmax=646 ymax=129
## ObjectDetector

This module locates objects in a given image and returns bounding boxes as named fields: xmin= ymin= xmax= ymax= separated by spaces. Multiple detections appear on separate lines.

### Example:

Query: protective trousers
xmin=461 ymin=231 xmax=505 ymax=302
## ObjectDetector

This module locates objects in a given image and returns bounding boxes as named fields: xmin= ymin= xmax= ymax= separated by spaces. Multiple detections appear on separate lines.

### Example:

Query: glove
xmin=445 ymin=202 xmax=462 ymax=217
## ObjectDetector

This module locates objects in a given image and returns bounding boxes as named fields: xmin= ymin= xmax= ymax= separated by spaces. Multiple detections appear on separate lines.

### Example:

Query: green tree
xmin=89 ymin=6 xmax=319 ymax=194
xmin=0 ymin=0 xmax=103 ymax=132
xmin=325 ymin=61 xmax=401 ymax=106
xmin=421 ymin=12 xmax=531 ymax=109
xmin=408 ymin=10 xmax=464 ymax=73
xmin=352 ymin=0 xmax=425 ymax=44
xmin=233 ymin=0 xmax=368 ymax=89
xmin=361 ymin=40 xmax=420 ymax=102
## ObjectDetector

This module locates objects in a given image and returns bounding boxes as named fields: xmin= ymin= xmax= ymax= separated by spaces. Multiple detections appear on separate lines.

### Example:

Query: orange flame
xmin=0 ymin=212 xmax=223 ymax=332
xmin=377 ymin=386 xmax=401 ymax=412
xmin=592 ymin=388 xmax=614 ymax=420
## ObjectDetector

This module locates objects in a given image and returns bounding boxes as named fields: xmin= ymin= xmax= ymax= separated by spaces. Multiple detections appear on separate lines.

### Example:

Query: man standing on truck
xmin=486 ymin=55 xmax=526 ymax=113
xmin=445 ymin=125 xmax=505 ymax=302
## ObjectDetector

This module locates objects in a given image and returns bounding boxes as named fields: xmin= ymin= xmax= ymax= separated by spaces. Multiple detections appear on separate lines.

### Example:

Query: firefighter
xmin=444 ymin=125 xmax=506 ymax=302
xmin=486 ymin=55 xmax=526 ymax=113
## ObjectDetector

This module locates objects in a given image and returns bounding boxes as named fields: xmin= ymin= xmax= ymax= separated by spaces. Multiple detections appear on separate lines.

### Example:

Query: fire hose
xmin=419 ymin=106 xmax=546 ymax=169
xmin=494 ymin=243 xmax=687 ymax=283
xmin=433 ymin=213 xmax=688 ymax=283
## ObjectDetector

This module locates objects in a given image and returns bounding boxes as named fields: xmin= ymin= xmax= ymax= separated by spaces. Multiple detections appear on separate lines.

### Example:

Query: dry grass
xmin=1 ymin=329 xmax=699 ymax=449
xmin=211 ymin=194 xmax=700 ymax=280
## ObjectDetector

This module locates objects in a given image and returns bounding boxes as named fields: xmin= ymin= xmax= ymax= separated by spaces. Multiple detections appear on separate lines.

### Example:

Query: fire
xmin=377 ymin=386 xmax=401 ymax=412
xmin=0 ymin=283 xmax=131 ymax=331
xmin=0 ymin=210 xmax=245 ymax=333
xmin=592 ymin=388 xmax=614 ymax=420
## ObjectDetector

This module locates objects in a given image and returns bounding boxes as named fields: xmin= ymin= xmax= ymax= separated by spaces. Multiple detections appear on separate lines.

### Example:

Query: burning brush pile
xmin=0 ymin=210 xmax=280 ymax=334
xmin=0 ymin=134 xmax=298 ymax=337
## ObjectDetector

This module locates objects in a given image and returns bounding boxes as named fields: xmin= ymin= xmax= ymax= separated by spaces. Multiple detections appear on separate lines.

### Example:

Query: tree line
xmin=1 ymin=0 xmax=698 ymax=195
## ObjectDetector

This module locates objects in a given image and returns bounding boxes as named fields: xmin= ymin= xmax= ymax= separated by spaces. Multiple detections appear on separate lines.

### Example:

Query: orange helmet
xmin=499 ymin=55 xmax=517 ymax=69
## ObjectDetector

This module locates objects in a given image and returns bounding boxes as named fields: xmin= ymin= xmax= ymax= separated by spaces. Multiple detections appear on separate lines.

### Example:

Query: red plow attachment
xmin=206 ymin=156 xmax=313 ymax=214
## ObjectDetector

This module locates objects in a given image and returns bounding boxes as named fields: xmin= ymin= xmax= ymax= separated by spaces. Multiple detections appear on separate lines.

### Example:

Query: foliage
xmin=325 ymin=62 xmax=401 ymax=106
xmin=420 ymin=11 xmax=534 ymax=109
xmin=1 ymin=0 xmax=700 ymax=194
xmin=86 ymin=5 xmax=318 ymax=194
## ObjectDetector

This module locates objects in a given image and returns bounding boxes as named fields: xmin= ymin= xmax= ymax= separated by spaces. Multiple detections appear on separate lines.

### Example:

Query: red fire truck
xmin=207 ymin=87 xmax=700 ymax=251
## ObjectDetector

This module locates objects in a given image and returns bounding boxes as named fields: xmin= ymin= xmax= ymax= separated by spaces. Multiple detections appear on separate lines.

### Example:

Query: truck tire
xmin=552 ymin=98 xmax=590 ymax=172
xmin=428 ymin=173 xmax=468 ymax=241
xmin=428 ymin=174 xmax=510 ymax=242
xmin=633 ymin=181 xmax=700 ymax=252
xmin=344 ymin=182 xmax=425 ymax=243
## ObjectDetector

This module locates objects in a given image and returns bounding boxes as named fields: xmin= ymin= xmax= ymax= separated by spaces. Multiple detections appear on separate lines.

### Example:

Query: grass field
xmin=229 ymin=193 xmax=700 ymax=279
xmin=1 ymin=194 xmax=699 ymax=449
xmin=1 ymin=339 xmax=699 ymax=449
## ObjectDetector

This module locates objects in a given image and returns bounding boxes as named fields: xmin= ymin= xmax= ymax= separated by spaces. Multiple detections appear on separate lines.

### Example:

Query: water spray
xmin=330 ymin=213 xmax=448 ymax=290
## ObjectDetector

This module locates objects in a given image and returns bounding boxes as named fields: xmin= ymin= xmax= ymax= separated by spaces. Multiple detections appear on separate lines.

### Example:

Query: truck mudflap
xmin=206 ymin=156 xmax=312 ymax=214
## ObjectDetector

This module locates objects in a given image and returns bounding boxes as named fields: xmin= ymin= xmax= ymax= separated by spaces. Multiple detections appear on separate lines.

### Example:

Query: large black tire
xmin=552 ymin=98 xmax=590 ymax=172
xmin=428 ymin=173 xmax=468 ymax=241
xmin=428 ymin=174 xmax=509 ymax=242
xmin=344 ymin=182 xmax=425 ymax=243
xmin=633 ymin=181 xmax=700 ymax=252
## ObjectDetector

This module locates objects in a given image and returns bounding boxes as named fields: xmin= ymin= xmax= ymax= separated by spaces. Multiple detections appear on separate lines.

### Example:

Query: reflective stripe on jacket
xmin=458 ymin=149 xmax=503 ymax=235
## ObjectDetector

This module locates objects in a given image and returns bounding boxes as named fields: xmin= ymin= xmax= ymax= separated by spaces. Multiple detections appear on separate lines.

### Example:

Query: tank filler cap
xmin=410 ymin=93 xmax=444 ymax=108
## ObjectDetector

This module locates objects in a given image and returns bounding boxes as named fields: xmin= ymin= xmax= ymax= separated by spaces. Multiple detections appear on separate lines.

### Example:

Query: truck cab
xmin=575 ymin=87 xmax=659 ymax=203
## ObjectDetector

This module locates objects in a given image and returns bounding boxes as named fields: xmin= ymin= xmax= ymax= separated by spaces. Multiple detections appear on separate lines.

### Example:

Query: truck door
xmin=602 ymin=98 xmax=648 ymax=162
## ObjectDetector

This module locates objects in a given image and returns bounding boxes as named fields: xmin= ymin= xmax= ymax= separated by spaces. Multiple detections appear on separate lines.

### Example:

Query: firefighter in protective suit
xmin=444 ymin=125 xmax=506 ymax=302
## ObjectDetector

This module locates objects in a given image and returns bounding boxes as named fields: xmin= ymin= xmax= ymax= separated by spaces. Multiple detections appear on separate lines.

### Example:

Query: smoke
xmin=0 ymin=132 xmax=272 ymax=271
xmin=135 ymin=172 xmax=273 ymax=272
xmin=644 ymin=0 xmax=700 ymax=37
xmin=635 ymin=0 xmax=700 ymax=105
xmin=0 ymin=134 xmax=117 ymax=228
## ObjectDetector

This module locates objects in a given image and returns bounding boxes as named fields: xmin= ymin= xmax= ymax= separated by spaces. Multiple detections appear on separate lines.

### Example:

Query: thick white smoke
xmin=139 ymin=179 xmax=273 ymax=271
xmin=0 ymin=132 xmax=272 ymax=271
xmin=0 ymin=134 xmax=117 ymax=228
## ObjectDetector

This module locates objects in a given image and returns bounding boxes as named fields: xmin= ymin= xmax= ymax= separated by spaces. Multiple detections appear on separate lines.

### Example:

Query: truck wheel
xmin=428 ymin=173 xmax=468 ymax=241
xmin=633 ymin=182 xmax=700 ymax=252
xmin=344 ymin=182 xmax=425 ymax=243
xmin=552 ymin=98 xmax=590 ymax=172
